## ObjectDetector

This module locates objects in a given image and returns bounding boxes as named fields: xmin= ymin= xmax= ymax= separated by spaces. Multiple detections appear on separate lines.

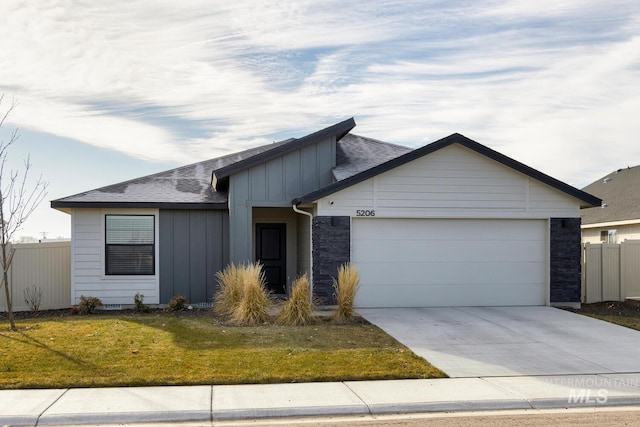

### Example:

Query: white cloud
xmin=9 ymin=96 xmax=187 ymax=162
xmin=0 ymin=0 xmax=638 ymax=190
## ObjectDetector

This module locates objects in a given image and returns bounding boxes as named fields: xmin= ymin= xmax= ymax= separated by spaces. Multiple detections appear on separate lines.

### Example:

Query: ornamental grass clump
xmin=277 ymin=274 xmax=315 ymax=326
xmin=230 ymin=262 xmax=271 ymax=325
xmin=213 ymin=263 xmax=243 ymax=317
xmin=333 ymin=263 xmax=360 ymax=322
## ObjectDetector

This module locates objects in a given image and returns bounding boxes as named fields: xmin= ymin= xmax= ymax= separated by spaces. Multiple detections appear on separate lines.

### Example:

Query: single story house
xmin=581 ymin=165 xmax=640 ymax=244
xmin=52 ymin=118 xmax=601 ymax=308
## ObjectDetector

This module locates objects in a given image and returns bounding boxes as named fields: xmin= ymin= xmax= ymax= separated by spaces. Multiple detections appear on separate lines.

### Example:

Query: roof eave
xmin=50 ymin=201 xmax=229 ymax=210
xmin=581 ymin=218 xmax=640 ymax=228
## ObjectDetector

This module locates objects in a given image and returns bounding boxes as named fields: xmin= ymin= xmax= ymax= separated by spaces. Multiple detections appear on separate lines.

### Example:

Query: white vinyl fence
xmin=0 ymin=241 xmax=71 ymax=312
xmin=582 ymin=240 xmax=640 ymax=303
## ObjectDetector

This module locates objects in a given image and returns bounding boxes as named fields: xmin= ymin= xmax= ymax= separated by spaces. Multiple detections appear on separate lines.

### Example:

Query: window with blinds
xmin=105 ymin=215 xmax=155 ymax=275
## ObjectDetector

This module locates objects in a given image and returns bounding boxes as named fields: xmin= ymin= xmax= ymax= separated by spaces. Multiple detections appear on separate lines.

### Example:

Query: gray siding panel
xmin=229 ymin=171 xmax=250 ymax=263
xmin=317 ymin=138 xmax=334 ymax=188
xmin=284 ymin=151 xmax=302 ymax=200
xmin=250 ymin=163 xmax=267 ymax=200
xmin=160 ymin=210 xmax=229 ymax=304
xmin=173 ymin=212 xmax=191 ymax=298
xmin=206 ymin=213 xmax=227 ymax=298
xmin=189 ymin=211 xmax=207 ymax=302
xmin=301 ymin=143 xmax=318 ymax=194
xmin=267 ymin=157 xmax=284 ymax=201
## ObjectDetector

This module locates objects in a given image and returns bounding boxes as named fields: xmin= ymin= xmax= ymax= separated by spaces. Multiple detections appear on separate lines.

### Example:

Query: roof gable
xmin=212 ymin=117 xmax=355 ymax=189
xmin=294 ymin=133 xmax=601 ymax=208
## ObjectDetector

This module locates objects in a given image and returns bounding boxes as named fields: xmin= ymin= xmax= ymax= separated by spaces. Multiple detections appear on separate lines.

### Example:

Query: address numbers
xmin=356 ymin=209 xmax=375 ymax=217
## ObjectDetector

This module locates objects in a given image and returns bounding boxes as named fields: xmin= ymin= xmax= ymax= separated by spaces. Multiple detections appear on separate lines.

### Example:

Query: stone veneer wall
xmin=312 ymin=216 xmax=350 ymax=305
xmin=550 ymin=217 xmax=582 ymax=304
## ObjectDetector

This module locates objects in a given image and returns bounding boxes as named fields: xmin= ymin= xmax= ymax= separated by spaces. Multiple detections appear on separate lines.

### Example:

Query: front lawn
xmin=0 ymin=311 xmax=445 ymax=389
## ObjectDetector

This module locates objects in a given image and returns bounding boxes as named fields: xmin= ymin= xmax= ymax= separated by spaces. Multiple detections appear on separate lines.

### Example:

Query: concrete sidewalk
xmin=3 ymin=374 xmax=640 ymax=426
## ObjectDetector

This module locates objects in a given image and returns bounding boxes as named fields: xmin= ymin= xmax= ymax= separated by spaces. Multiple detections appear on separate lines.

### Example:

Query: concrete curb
xmin=4 ymin=376 xmax=640 ymax=426
xmin=209 ymin=382 xmax=369 ymax=421
xmin=35 ymin=386 xmax=211 ymax=426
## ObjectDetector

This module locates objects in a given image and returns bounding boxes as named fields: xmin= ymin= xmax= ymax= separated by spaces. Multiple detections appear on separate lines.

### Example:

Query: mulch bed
xmin=1 ymin=306 xmax=366 ymax=325
xmin=1 ymin=307 xmax=213 ymax=321
xmin=13 ymin=301 xmax=639 ymax=322
xmin=571 ymin=300 xmax=640 ymax=317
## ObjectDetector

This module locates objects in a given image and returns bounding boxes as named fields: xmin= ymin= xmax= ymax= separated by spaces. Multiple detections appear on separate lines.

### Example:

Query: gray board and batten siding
xmin=159 ymin=210 xmax=229 ymax=304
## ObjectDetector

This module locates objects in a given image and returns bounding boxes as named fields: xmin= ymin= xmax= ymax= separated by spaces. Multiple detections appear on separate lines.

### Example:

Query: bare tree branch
xmin=0 ymin=95 xmax=48 ymax=330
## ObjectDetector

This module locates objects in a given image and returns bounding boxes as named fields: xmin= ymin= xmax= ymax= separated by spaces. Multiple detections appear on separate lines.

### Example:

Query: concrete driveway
xmin=359 ymin=306 xmax=640 ymax=377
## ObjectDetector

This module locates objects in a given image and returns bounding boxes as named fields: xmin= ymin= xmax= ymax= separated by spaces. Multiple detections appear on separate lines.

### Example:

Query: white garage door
xmin=352 ymin=218 xmax=546 ymax=307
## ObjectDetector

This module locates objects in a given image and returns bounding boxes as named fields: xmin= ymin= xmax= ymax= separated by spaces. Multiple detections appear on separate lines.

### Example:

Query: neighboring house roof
xmin=50 ymin=118 xmax=405 ymax=211
xmin=294 ymin=133 xmax=602 ymax=208
xmin=581 ymin=165 xmax=640 ymax=225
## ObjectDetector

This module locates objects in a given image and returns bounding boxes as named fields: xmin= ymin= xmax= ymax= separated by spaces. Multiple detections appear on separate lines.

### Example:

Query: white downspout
xmin=292 ymin=204 xmax=314 ymax=298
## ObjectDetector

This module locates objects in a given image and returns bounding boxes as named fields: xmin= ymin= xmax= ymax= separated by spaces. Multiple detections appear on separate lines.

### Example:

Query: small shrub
xmin=229 ymin=262 xmax=271 ymax=325
xmin=168 ymin=294 xmax=188 ymax=311
xmin=76 ymin=295 xmax=103 ymax=315
xmin=213 ymin=263 xmax=243 ymax=317
xmin=333 ymin=263 xmax=360 ymax=322
xmin=23 ymin=285 xmax=42 ymax=312
xmin=277 ymin=274 xmax=315 ymax=325
xmin=134 ymin=292 xmax=150 ymax=313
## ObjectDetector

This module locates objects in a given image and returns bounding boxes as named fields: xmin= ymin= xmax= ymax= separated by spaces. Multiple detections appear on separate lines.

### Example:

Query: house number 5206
xmin=356 ymin=209 xmax=375 ymax=217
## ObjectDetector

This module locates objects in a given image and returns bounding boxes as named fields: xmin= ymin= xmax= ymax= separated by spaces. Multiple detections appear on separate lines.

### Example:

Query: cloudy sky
xmin=1 ymin=0 xmax=639 ymax=239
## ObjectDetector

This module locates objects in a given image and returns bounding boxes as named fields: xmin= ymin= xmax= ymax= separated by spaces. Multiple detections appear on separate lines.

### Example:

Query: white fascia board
xmin=581 ymin=218 xmax=640 ymax=229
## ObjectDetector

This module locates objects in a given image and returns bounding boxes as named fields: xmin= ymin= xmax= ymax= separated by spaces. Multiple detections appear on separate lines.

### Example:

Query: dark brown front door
xmin=255 ymin=223 xmax=286 ymax=294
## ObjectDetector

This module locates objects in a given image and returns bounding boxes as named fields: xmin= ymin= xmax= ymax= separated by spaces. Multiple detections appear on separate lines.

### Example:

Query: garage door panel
xmin=357 ymin=261 xmax=544 ymax=285
xmin=352 ymin=240 xmax=545 ymax=264
xmin=352 ymin=218 xmax=546 ymax=307
xmin=355 ymin=283 xmax=545 ymax=308
xmin=354 ymin=218 xmax=544 ymax=241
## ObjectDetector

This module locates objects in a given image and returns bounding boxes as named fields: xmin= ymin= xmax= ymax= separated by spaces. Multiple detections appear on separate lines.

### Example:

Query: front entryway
xmin=255 ymin=223 xmax=287 ymax=294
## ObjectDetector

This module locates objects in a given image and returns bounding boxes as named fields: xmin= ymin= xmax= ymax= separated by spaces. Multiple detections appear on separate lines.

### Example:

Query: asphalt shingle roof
xmin=581 ymin=165 xmax=640 ymax=225
xmin=333 ymin=133 xmax=412 ymax=181
xmin=51 ymin=140 xmax=291 ymax=209
xmin=50 ymin=131 xmax=410 ymax=210
xmin=54 ymin=124 xmax=595 ymax=213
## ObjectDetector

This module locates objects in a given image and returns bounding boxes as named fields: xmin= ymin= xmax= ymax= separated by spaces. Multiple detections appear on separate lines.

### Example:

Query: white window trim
xmin=100 ymin=209 xmax=160 ymax=281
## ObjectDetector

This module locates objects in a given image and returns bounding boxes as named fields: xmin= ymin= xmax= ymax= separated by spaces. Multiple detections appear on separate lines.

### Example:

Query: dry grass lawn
xmin=0 ymin=311 xmax=445 ymax=389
